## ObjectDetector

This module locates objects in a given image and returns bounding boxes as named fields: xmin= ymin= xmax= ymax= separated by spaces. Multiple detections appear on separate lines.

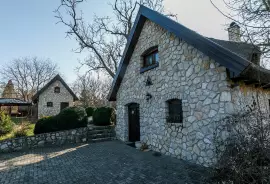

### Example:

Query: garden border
xmin=0 ymin=125 xmax=115 ymax=153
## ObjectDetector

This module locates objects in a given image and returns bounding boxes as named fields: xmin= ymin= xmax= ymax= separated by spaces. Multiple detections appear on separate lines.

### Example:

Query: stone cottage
xmin=32 ymin=74 xmax=78 ymax=118
xmin=108 ymin=6 xmax=270 ymax=166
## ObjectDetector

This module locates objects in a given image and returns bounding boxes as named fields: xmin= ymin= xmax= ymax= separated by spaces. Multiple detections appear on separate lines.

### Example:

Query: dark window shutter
xmin=167 ymin=99 xmax=183 ymax=123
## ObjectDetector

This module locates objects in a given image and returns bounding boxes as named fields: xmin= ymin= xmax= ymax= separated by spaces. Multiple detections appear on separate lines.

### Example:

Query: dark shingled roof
xmin=108 ymin=6 xmax=270 ymax=101
xmin=32 ymin=74 xmax=78 ymax=103
xmin=208 ymin=38 xmax=260 ymax=62
xmin=0 ymin=98 xmax=31 ymax=106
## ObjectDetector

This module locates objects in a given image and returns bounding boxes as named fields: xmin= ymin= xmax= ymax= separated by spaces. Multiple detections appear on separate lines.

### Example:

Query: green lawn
xmin=10 ymin=117 xmax=28 ymax=124
xmin=0 ymin=123 xmax=35 ymax=141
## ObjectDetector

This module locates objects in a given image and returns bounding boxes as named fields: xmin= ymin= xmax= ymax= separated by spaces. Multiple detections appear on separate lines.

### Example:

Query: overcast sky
xmin=0 ymin=0 xmax=230 ymax=84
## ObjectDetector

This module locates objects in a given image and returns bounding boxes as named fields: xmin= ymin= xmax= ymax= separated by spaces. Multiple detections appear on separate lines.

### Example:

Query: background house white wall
xmin=38 ymin=80 xmax=74 ymax=118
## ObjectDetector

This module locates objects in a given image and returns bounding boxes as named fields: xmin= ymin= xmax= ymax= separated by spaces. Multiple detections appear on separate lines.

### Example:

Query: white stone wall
xmin=231 ymin=85 xmax=270 ymax=113
xmin=38 ymin=80 xmax=74 ymax=118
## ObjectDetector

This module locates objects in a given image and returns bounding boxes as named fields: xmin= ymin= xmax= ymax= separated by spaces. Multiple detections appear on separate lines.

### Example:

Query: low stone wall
xmin=0 ymin=125 xmax=115 ymax=153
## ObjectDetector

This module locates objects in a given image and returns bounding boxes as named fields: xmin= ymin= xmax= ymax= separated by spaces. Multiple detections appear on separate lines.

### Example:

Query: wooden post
xmin=9 ymin=106 xmax=12 ymax=116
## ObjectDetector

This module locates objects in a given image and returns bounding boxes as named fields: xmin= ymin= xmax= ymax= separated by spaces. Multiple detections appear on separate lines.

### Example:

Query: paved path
xmin=0 ymin=141 xmax=209 ymax=184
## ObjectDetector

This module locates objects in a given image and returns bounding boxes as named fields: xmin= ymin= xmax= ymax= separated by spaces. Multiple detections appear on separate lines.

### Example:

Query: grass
xmin=10 ymin=117 xmax=27 ymax=124
xmin=0 ymin=122 xmax=35 ymax=141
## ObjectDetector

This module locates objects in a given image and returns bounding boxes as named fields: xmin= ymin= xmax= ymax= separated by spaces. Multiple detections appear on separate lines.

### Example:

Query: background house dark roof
xmin=32 ymin=74 xmax=78 ymax=103
xmin=108 ymin=6 xmax=270 ymax=101
xmin=0 ymin=98 xmax=31 ymax=106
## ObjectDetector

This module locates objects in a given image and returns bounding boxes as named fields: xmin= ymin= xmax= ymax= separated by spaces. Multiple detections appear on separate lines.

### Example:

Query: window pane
xmin=167 ymin=99 xmax=182 ymax=123
xmin=148 ymin=55 xmax=152 ymax=65
xmin=154 ymin=52 xmax=159 ymax=62
xmin=143 ymin=48 xmax=158 ymax=68
xmin=47 ymin=102 xmax=53 ymax=107
xmin=54 ymin=87 xmax=60 ymax=93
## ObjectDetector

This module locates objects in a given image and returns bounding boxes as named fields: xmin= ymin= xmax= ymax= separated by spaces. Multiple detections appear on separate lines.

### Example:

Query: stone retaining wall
xmin=0 ymin=125 xmax=115 ymax=153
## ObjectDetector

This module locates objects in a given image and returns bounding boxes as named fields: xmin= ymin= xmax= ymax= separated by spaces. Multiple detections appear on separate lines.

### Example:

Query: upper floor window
xmin=54 ymin=87 xmax=60 ymax=93
xmin=166 ymin=99 xmax=183 ymax=124
xmin=140 ymin=46 xmax=159 ymax=73
xmin=47 ymin=102 xmax=53 ymax=107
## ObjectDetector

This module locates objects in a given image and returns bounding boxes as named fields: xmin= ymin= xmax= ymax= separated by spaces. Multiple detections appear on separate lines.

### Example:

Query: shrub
xmin=85 ymin=107 xmax=95 ymax=117
xmin=211 ymin=99 xmax=270 ymax=184
xmin=93 ymin=107 xmax=115 ymax=126
xmin=0 ymin=111 xmax=14 ymax=135
xmin=13 ymin=122 xmax=30 ymax=137
xmin=34 ymin=116 xmax=58 ymax=134
xmin=34 ymin=107 xmax=88 ymax=134
xmin=57 ymin=106 xmax=88 ymax=130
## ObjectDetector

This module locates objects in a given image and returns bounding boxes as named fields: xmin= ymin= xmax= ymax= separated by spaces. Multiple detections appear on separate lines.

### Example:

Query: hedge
xmin=34 ymin=106 xmax=88 ymax=134
xmin=34 ymin=116 xmax=58 ymax=134
xmin=92 ymin=107 xmax=115 ymax=126
xmin=57 ymin=106 xmax=87 ymax=130
xmin=85 ymin=107 xmax=95 ymax=117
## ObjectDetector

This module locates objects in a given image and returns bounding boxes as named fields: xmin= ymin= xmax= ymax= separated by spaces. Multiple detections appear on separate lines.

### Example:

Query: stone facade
xmin=38 ymin=80 xmax=74 ymax=118
xmin=115 ymin=20 xmax=270 ymax=167
xmin=0 ymin=125 xmax=115 ymax=153
xmin=231 ymin=84 xmax=270 ymax=113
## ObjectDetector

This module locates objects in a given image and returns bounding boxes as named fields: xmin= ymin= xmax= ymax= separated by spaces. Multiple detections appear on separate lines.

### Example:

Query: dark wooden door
xmin=128 ymin=103 xmax=140 ymax=142
xmin=60 ymin=102 xmax=69 ymax=111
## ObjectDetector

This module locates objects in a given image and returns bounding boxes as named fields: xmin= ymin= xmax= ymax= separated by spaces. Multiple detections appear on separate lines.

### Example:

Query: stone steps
xmin=90 ymin=137 xmax=116 ymax=143
xmin=88 ymin=125 xmax=114 ymax=130
xmin=88 ymin=133 xmax=114 ymax=139
xmin=87 ymin=126 xmax=116 ymax=142
xmin=88 ymin=130 xmax=114 ymax=135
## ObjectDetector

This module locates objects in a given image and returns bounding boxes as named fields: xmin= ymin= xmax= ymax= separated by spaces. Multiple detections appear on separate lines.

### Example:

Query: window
xmin=144 ymin=50 xmax=158 ymax=67
xmin=54 ymin=87 xmax=60 ymax=93
xmin=166 ymin=99 xmax=183 ymax=123
xmin=47 ymin=102 xmax=53 ymax=107
xmin=269 ymin=99 xmax=270 ymax=112
xmin=140 ymin=46 xmax=159 ymax=73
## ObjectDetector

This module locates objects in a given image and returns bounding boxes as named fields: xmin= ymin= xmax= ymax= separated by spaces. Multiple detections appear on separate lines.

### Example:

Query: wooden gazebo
xmin=0 ymin=98 xmax=32 ymax=116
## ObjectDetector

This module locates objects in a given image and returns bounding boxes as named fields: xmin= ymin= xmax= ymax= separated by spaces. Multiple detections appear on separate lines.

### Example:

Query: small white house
xmin=32 ymin=75 xmax=78 ymax=119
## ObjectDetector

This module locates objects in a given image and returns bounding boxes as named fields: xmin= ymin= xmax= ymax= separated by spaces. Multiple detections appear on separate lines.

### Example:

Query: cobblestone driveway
xmin=0 ymin=141 xmax=209 ymax=184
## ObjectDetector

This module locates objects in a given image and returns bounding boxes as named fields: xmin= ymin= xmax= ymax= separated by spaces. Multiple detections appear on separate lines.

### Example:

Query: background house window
xmin=47 ymin=102 xmax=53 ymax=107
xmin=54 ymin=87 xmax=60 ymax=93
xmin=166 ymin=99 xmax=183 ymax=123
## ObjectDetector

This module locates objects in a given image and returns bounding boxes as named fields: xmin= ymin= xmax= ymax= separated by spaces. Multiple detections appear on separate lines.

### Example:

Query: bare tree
xmin=0 ymin=81 xmax=5 ymax=97
xmin=72 ymin=74 xmax=111 ymax=107
xmin=210 ymin=0 xmax=270 ymax=67
xmin=0 ymin=57 xmax=58 ymax=101
xmin=55 ymin=0 xmax=175 ymax=78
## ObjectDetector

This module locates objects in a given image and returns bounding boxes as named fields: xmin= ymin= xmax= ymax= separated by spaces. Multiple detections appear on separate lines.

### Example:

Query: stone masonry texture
xmin=38 ymin=80 xmax=74 ymax=118
xmin=0 ymin=141 xmax=210 ymax=184
xmin=115 ymin=20 xmax=270 ymax=167
xmin=0 ymin=125 xmax=115 ymax=153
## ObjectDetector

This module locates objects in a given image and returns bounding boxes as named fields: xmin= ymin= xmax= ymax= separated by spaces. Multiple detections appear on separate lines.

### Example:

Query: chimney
xmin=228 ymin=22 xmax=241 ymax=42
